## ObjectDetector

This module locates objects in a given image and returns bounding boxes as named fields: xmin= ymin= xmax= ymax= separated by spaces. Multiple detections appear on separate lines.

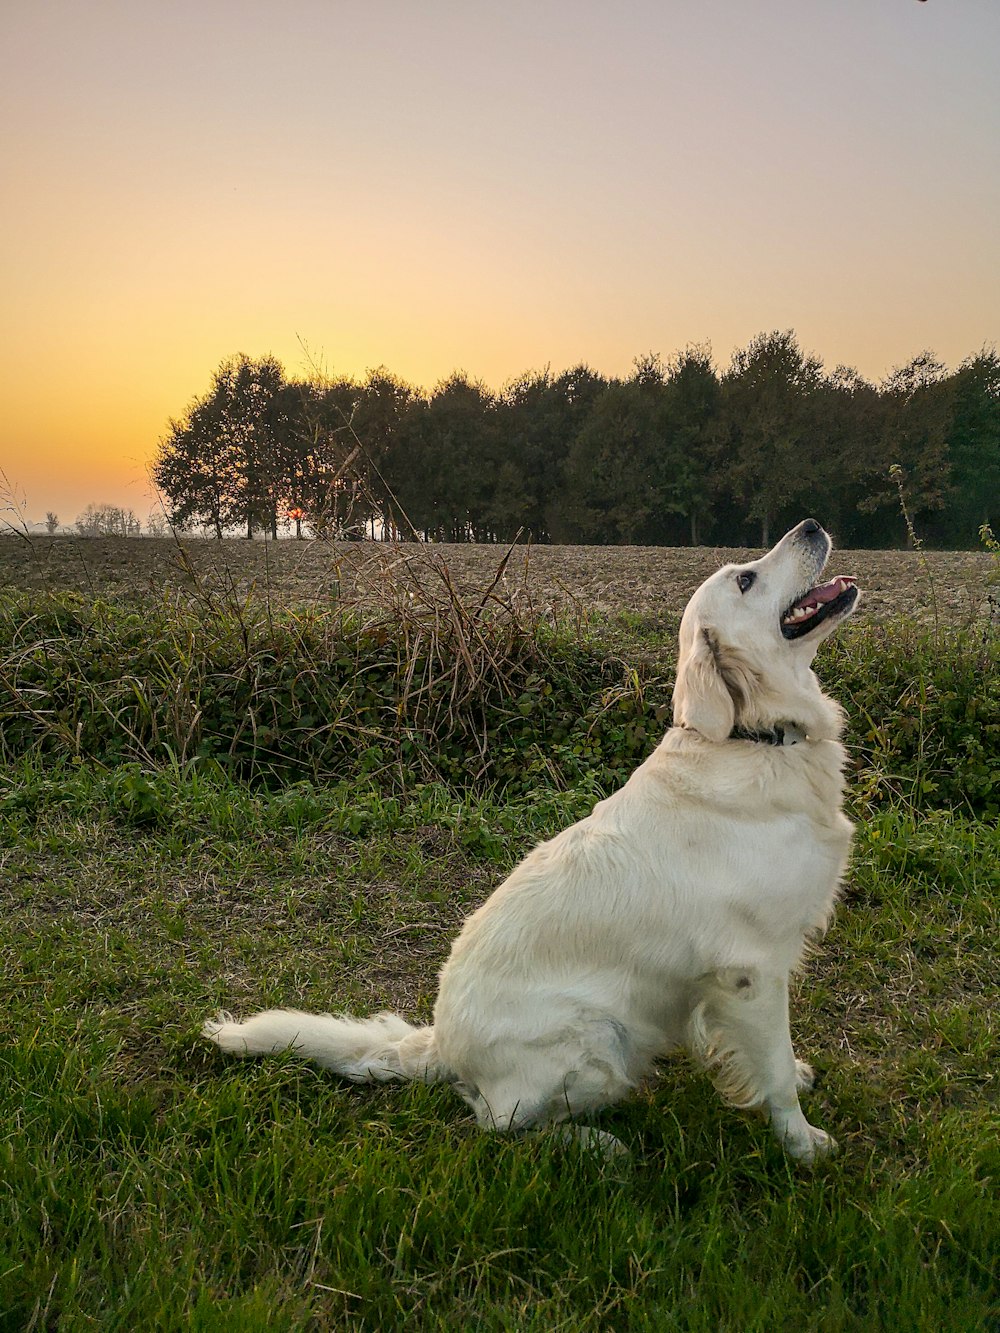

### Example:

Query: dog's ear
xmin=673 ymin=627 xmax=758 ymax=741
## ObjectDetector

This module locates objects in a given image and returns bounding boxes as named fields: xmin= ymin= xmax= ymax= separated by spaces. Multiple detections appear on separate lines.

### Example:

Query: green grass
xmin=2 ymin=766 xmax=997 ymax=1330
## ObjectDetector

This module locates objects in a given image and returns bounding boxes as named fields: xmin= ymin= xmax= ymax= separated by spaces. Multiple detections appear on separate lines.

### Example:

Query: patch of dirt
xmin=1 ymin=535 xmax=996 ymax=627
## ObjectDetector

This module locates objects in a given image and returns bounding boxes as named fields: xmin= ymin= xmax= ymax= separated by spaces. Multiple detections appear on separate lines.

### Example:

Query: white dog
xmin=204 ymin=519 xmax=859 ymax=1162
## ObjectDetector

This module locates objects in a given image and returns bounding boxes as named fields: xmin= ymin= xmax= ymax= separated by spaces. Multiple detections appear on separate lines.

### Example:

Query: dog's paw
xmin=549 ymin=1125 xmax=632 ymax=1165
xmin=786 ymin=1123 xmax=838 ymax=1164
xmin=794 ymin=1059 xmax=815 ymax=1092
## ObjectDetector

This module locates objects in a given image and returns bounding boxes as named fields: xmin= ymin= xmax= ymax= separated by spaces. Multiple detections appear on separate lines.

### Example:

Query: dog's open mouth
xmin=780 ymin=576 xmax=858 ymax=639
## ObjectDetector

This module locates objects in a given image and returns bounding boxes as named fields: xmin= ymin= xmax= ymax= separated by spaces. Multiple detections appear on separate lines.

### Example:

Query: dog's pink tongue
xmin=793 ymin=576 xmax=856 ymax=610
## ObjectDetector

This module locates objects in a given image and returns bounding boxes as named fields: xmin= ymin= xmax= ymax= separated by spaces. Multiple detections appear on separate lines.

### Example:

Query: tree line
xmin=33 ymin=505 xmax=168 ymax=538
xmin=151 ymin=332 xmax=999 ymax=548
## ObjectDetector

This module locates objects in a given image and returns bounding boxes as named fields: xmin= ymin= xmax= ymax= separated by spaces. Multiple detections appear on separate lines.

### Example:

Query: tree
xmin=721 ymin=331 xmax=825 ymax=546
xmin=152 ymin=355 xmax=291 ymax=538
xmin=387 ymin=375 xmax=499 ymax=542
xmin=145 ymin=509 xmax=170 ymax=537
xmin=865 ymin=352 xmax=953 ymax=545
xmin=153 ymin=397 xmax=232 ymax=537
xmin=75 ymin=503 xmax=140 ymax=537
xmin=497 ymin=368 xmax=574 ymax=543
xmin=813 ymin=366 xmax=887 ymax=547
xmin=939 ymin=350 xmax=1000 ymax=545
xmin=278 ymin=376 xmax=371 ymax=539
xmin=563 ymin=368 xmax=676 ymax=544
xmin=660 ymin=346 xmax=724 ymax=545
xmin=561 ymin=352 xmax=723 ymax=546
xmin=541 ymin=365 xmax=609 ymax=542
xmin=351 ymin=369 xmax=421 ymax=539
xmin=218 ymin=355 xmax=291 ymax=538
xmin=45 ymin=512 xmax=59 ymax=535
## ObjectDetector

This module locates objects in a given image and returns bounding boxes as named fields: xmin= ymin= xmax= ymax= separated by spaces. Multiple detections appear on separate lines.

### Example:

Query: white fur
xmin=204 ymin=520 xmax=859 ymax=1163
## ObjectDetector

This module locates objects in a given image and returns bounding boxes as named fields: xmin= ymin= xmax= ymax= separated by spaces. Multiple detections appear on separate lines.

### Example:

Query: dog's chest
xmin=774 ymin=804 xmax=847 ymax=877
xmin=627 ymin=789 xmax=853 ymax=943
xmin=721 ymin=806 xmax=852 ymax=936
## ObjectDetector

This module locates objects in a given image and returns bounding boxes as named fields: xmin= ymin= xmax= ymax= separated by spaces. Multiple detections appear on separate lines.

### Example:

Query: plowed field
xmin=1 ymin=535 xmax=995 ymax=627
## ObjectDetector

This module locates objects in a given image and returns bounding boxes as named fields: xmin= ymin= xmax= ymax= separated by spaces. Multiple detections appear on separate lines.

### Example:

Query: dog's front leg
xmin=695 ymin=969 xmax=836 ymax=1164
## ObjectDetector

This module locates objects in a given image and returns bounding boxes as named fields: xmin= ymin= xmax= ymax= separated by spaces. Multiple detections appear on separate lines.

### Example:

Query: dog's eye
xmin=736 ymin=571 xmax=756 ymax=594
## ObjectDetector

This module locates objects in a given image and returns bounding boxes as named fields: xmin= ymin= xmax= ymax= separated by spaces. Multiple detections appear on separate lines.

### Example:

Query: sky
xmin=2 ymin=0 xmax=998 ymax=527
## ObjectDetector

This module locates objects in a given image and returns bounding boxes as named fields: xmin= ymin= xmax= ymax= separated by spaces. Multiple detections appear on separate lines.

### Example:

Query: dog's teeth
xmin=783 ymin=604 xmax=818 ymax=625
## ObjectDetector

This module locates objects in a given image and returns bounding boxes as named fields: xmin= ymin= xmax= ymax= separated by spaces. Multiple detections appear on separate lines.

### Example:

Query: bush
xmin=1 ymin=589 xmax=996 ymax=815
xmin=0 ymin=590 xmax=669 ymax=797
xmin=825 ymin=621 xmax=1000 ymax=817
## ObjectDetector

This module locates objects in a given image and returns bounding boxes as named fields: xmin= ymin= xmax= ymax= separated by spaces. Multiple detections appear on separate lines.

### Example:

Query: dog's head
xmin=672 ymin=519 xmax=860 ymax=742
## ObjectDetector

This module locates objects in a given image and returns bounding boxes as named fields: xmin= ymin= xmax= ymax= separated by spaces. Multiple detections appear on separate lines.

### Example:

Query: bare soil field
xmin=1 ymin=535 xmax=996 ymax=627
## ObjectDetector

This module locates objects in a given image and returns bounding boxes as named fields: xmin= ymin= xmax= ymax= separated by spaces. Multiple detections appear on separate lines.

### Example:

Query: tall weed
xmin=0 ymin=557 xmax=666 ymax=797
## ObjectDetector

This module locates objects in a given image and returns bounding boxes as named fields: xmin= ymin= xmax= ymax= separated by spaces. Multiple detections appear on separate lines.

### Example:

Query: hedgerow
xmin=0 ymin=586 xmax=996 ymax=815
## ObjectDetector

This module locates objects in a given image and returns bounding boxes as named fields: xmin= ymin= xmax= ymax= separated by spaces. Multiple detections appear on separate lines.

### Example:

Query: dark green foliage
xmin=938 ymin=351 xmax=1000 ymax=544
xmin=560 ymin=352 xmax=722 ymax=546
xmin=2 ymin=589 xmax=998 ymax=814
xmin=151 ymin=339 xmax=999 ymax=551
xmin=828 ymin=622 xmax=1000 ymax=817
xmin=0 ymin=590 xmax=669 ymax=797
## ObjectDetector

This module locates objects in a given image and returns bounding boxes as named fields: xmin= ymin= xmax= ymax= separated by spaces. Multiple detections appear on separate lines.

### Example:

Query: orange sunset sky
xmin=2 ymin=0 xmax=998 ymax=528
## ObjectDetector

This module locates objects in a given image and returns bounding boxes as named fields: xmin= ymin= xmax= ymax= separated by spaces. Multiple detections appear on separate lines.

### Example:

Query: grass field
xmin=1 ymin=538 xmax=998 ymax=1330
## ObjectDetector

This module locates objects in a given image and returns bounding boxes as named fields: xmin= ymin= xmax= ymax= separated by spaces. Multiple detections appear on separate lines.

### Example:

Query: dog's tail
xmin=201 ymin=1009 xmax=444 ymax=1085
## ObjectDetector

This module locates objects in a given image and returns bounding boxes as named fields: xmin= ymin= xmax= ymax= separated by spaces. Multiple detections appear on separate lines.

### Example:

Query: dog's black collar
xmin=730 ymin=723 xmax=806 ymax=746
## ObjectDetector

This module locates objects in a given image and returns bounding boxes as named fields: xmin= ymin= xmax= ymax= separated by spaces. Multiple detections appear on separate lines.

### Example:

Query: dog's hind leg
xmin=547 ymin=1124 xmax=631 ymax=1162
xmin=459 ymin=1026 xmax=636 ymax=1160
xmin=690 ymin=969 xmax=835 ymax=1163
xmin=464 ymin=1084 xmax=631 ymax=1163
